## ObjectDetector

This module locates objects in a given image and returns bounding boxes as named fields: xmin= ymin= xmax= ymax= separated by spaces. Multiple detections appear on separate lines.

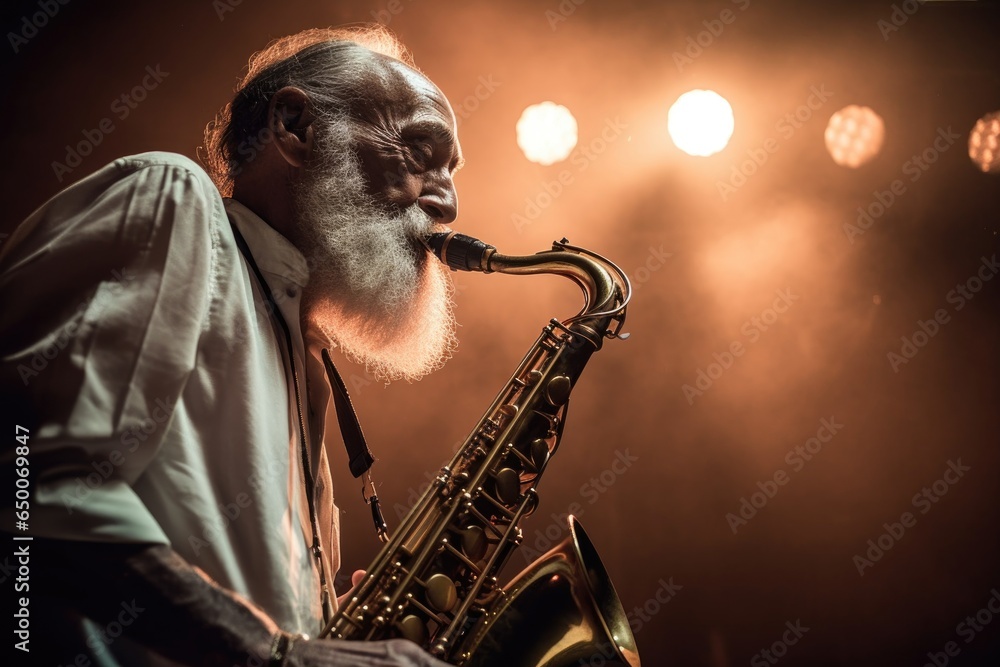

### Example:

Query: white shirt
xmin=0 ymin=152 xmax=340 ymax=662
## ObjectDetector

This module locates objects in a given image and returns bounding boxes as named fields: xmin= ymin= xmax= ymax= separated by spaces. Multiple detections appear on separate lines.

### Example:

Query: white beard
xmin=292 ymin=119 xmax=458 ymax=382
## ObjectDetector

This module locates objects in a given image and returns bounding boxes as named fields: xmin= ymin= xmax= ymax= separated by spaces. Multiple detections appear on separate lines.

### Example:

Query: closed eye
xmin=398 ymin=138 xmax=433 ymax=172
xmin=403 ymin=121 xmax=460 ymax=171
xmin=410 ymin=141 xmax=434 ymax=162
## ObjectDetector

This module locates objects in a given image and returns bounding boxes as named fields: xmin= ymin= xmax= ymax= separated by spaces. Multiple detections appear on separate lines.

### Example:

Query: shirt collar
xmin=224 ymin=198 xmax=310 ymax=288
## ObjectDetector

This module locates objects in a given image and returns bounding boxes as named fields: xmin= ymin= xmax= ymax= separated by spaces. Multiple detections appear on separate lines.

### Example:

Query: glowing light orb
xmin=968 ymin=112 xmax=1000 ymax=174
xmin=667 ymin=90 xmax=735 ymax=157
xmin=825 ymin=105 xmax=885 ymax=168
xmin=516 ymin=102 xmax=578 ymax=165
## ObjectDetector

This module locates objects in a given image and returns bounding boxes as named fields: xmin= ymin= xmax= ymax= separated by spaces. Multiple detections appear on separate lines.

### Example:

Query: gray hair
xmin=201 ymin=25 xmax=416 ymax=195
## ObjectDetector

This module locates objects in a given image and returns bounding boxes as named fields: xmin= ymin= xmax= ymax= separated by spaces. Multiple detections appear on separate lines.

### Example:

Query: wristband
xmin=269 ymin=631 xmax=302 ymax=667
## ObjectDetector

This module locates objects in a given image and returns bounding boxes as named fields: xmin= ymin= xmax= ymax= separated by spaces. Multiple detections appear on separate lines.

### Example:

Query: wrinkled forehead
xmin=390 ymin=60 xmax=455 ymax=123
xmin=353 ymin=54 xmax=459 ymax=140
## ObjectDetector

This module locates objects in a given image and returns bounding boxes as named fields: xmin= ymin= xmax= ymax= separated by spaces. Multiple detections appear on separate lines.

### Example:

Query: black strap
xmin=321 ymin=349 xmax=375 ymax=478
xmin=231 ymin=219 xmax=384 ymax=541
xmin=230 ymin=224 xmax=376 ymax=476
xmin=229 ymin=222 xmax=334 ymax=622
xmin=320 ymin=349 xmax=386 ymax=541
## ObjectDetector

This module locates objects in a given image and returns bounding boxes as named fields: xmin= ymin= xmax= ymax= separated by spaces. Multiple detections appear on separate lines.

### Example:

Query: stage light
xmin=516 ymin=102 xmax=578 ymax=165
xmin=667 ymin=90 xmax=735 ymax=157
xmin=824 ymin=105 xmax=885 ymax=168
xmin=968 ymin=112 xmax=1000 ymax=174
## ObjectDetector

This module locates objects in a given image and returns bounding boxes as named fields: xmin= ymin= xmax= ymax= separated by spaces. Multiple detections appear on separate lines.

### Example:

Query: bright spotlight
xmin=825 ymin=105 xmax=885 ymax=168
xmin=667 ymin=89 xmax=735 ymax=157
xmin=968 ymin=112 xmax=1000 ymax=174
xmin=516 ymin=102 xmax=578 ymax=165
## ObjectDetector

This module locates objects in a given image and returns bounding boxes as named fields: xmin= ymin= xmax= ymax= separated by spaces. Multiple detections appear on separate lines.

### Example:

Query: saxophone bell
xmin=460 ymin=515 xmax=641 ymax=667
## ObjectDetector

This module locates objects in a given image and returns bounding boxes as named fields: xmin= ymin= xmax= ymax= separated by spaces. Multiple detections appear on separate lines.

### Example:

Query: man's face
xmin=292 ymin=58 xmax=464 ymax=382
xmin=350 ymin=60 xmax=464 ymax=223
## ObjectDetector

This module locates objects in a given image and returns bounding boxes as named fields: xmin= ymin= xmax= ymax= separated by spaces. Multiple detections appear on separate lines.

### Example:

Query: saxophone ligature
xmin=321 ymin=232 xmax=640 ymax=667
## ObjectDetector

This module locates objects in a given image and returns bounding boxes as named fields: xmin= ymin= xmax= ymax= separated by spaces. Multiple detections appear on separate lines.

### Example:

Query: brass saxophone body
xmin=322 ymin=233 xmax=639 ymax=667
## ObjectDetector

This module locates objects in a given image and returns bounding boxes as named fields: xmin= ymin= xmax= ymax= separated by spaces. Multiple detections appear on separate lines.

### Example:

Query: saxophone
xmin=321 ymin=232 xmax=640 ymax=667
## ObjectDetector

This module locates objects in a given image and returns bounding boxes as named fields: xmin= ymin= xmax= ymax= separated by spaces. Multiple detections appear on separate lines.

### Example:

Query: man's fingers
xmin=383 ymin=638 xmax=452 ymax=666
xmin=291 ymin=637 xmax=453 ymax=666
xmin=336 ymin=569 xmax=368 ymax=608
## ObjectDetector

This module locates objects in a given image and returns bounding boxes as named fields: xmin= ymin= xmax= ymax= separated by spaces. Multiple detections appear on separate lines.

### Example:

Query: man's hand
xmin=34 ymin=539 xmax=450 ymax=666
xmin=290 ymin=638 xmax=453 ymax=667
xmin=312 ymin=570 xmax=450 ymax=666
xmin=337 ymin=568 xmax=367 ymax=608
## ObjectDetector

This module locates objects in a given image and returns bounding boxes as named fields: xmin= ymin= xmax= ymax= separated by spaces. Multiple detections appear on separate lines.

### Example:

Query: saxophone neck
xmin=426 ymin=232 xmax=630 ymax=349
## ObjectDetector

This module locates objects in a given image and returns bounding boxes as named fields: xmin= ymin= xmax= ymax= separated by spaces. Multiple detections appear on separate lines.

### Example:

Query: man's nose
xmin=417 ymin=181 xmax=458 ymax=224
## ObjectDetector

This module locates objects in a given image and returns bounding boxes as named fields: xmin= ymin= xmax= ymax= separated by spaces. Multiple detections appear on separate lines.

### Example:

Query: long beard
xmin=292 ymin=121 xmax=458 ymax=382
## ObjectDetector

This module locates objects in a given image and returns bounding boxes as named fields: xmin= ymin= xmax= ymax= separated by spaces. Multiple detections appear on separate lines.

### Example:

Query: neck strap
xmin=230 ymin=221 xmax=386 ymax=545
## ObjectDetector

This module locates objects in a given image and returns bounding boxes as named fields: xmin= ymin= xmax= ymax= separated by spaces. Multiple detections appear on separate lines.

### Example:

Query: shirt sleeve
xmin=0 ymin=153 xmax=220 ymax=544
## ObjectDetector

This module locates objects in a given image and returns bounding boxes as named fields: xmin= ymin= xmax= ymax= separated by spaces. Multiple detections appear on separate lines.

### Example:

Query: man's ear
xmin=268 ymin=86 xmax=316 ymax=168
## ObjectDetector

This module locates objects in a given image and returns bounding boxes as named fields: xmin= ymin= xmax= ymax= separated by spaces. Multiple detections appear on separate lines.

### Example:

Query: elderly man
xmin=0 ymin=26 xmax=461 ymax=666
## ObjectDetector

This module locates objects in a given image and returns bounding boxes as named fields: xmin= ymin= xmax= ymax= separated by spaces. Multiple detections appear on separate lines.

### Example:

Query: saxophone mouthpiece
xmin=424 ymin=232 xmax=495 ymax=272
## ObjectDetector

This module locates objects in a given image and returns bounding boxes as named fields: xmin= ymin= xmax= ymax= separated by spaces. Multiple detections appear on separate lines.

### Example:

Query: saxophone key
xmin=461 ymin=525 xmax=488 ymax=561
xmin=530 ymin=438 xmax=550 ymax=470
xmin=545 ymin=375 xmax=572 ymax=406
xmin=494 ymin=468 xmax=521 ymax=505
xmin=425 ymin=573 xmax=459 ymax=613
xmin=498 ymin=403 xmax=518 ymax=418
xmin=398 ymin=615 xmax=427 ymax=645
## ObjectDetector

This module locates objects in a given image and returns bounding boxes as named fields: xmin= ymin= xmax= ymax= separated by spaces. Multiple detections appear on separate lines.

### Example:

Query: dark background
xmin=2 ymin=1 xmax=999 ymax=665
